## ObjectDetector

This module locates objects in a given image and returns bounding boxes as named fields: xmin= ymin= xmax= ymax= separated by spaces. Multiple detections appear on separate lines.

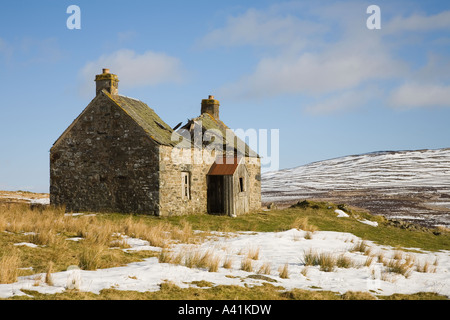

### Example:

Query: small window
xmin=239 ymin=177 xmax=245 ymax=193
xmin=181 ymin=172 xmax=190 ymax=200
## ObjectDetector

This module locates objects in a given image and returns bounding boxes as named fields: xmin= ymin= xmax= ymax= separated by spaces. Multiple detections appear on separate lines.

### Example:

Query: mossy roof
xmin=107 ymin=92 xmax=189 ymax=147
xmin=180 ymin=113 xmax=259 ymax=158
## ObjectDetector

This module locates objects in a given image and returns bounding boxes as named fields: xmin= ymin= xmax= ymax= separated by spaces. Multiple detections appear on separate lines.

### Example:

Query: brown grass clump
xmin=246 ymin=247 xmax=260 ymax=260
xmin=258 ymin=262 xmax=271 ymax=275
xmin=0 ymin=251 xmax=21 ymax=284
xmin=45 ymin=261 xmax=55 ymax=286
xmin=336 ymin=254 xmax=354 ymax=269
xmin=351 ymin=241 xmax=368 ymax=253
xmin=240 ymin=257 xmax=253 ymax=272
xmin=278 ymin=263 xmax=289 ymax=279
xmin=222 ymin=256 xmax=234 ymax=269
xmin=318 ymin=253 xmax=336 ymax=272
xmin=291 ymin=217 xmax=318 ymax=233
xmin=78 ymin=243 xmax=104 ymax=270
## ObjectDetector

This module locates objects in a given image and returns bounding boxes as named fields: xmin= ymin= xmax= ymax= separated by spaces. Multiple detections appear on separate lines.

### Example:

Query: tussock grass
xmin=291 ymin=217 xmax=318 ymax=232
xmin=246 ymin=247 xmax=260 ymax=260
xmin=240 ymin=257 xmax=253 ymax=272
xmin=351 ymin=241 xmax=368 ymax=253
xmin=385 ymin=258 xmax=414 ymax=278
xmin=222 ymin=256 xmax=233 ymax=269
xmin=258 ymin=262 xmax=271 ymax=275
xmin=0 ymin=250 xmax=21 ymax=284
xmin=318 ymin=253 xmax=336 ymax=272
xmin=206 ymin=254 xmax=221 ymax=272
xmin=336 ymin=254 xmax=354 ymax=269
xmin=302 ymin=249 xmax=320 ymax=266
xmin=416 ymin=260 xmax=436 ymax=273
xmin=45 ymin=261 xmax=54 ymax=286
xmin=278 ymin=263 xmax=289 ymax=279
xmin=78 ymin=243 xmax=104 ymax=270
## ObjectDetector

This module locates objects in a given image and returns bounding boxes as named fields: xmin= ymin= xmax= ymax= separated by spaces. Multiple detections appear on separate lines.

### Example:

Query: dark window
xmin=239 ymin=177 xmax=245 ymax=192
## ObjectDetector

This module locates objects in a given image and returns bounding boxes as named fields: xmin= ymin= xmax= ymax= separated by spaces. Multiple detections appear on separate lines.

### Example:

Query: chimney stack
xmin=201 ymin=95 xmax=220 ymax=119
xmin=95 ymin=68 xmax=119 ymax=96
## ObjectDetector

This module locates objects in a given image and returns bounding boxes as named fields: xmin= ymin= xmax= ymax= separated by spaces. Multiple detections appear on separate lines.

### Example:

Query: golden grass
xmin=318 ymin=253 xmax=336 ymax=272
xmin=0 ymin=250 xmax=21 ymax=284
xmin=246 ymin=246 xmax=260 ymax=260
xmin=291 ymin=217 xmax=318 ymax=232
xmin=45 ymin=261 xmax=54 ymax=286
xmin=278 ymin=263 xmax=289 ymax=279
xmin=240 ymin=257 xmax=253 ymax=272
xmin=222 ymin=256 xmax=233 ymax=269
xmin=258 ymin=262 xmax=271 ymax=275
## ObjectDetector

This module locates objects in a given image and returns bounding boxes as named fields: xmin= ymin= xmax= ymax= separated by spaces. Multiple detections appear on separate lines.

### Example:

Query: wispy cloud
xmin=384 ymin=10 xmax=450 ymax=34
xmin=200 ymin=3 xmax=450 ymax=113
xmin=0 ymin=37 xmax=63 ymax=65
xmin=199 ymin=7 xmax=327 ymax=48
xmin=78 ymin=49 xmax=185 ymax=97
xmin=389 ymin=83 xmax=450 ymax=109
xmin=304 ymin=88 xmax=377 ymax=115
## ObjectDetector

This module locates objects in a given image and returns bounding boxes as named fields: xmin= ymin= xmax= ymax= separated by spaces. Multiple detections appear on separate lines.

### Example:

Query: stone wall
xmin=50 ymin=93 xmax=161 ymax=214
xmin=158 ymin=146 xmax=261 ymax=216
xmin=158 ymin=145 xmax=210 ymax=216
xmin=244 ymin=157 xmax=262 ymax=212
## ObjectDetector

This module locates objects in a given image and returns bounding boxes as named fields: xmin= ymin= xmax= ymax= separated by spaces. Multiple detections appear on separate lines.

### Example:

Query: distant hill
xmin=262 ymin=148 xmax=450 ymax=228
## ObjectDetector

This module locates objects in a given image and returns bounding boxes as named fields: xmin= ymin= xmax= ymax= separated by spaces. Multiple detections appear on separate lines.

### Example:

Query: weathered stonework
xmin=50 ymin=69 xmax=261 ymax=216
xmin=50 ymin=93 xmax=160 ymax=214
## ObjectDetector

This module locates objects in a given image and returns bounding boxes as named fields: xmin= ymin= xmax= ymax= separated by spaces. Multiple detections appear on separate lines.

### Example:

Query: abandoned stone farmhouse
xmin=50 ymin=69 xmax=261 ymax=216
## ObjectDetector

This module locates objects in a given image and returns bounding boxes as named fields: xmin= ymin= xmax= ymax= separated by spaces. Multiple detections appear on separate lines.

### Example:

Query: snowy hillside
xmin=262 ymin=148 xmax=450 ymax=227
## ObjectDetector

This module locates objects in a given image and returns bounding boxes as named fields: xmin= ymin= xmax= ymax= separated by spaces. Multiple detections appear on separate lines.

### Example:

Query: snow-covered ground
xmin=263 ymin=148 xmax=450 ymax=193
xmin=1 ymin=227 xmax=449 ymax=299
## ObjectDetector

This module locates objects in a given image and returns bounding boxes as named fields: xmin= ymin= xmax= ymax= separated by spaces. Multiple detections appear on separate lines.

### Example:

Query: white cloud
xmin=199 ymin=7 xmax=327 ymax=48
xmin=304 ymin=89 xmax=373 ymax=115
xmin=389 ymin=83 xmax=450 ymax=109
xmin=205 ymin=3 xmax=449 ymax=113
xmin=79 ymin=49 xmax=184 ymax=97
xmin=384 ymin=10 xmax=450 ymax=34
xmin=218 ymin=34 xmax=405 ymax=99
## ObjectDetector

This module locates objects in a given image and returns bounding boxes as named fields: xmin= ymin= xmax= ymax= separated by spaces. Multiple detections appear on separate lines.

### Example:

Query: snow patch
xmin=0 ymin=229 xmax=448 ymax=299
xmin=335 ymin=209 xmax=349 ymax=218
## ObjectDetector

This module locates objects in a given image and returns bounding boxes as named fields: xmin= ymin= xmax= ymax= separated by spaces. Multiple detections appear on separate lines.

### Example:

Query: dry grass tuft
xmin=291 ymin=217 xmax=318 ymax=232
xmin=336 ymin=254 xmax=354 ymax=269
xmin=351 ymin=241 xmax=368 ymax=253
xmin=0 ymin=251 xmax=21 ymax=284
xmin=278 ymin=263 xmax=289 ymax=279
xmin=318 ymin=253 xmax=336 ymax=272
xmin=45 ymin=261 xmax=55 ymax=286
xmin=258 ymin=262 xmax=272 ymax=275
xmin=222 ymin=256 xmax=234 ymax=269
xmin=246 ymin=247 xmax=260 ymax=260
xmin=78 ymin=243 xmax=104 ymax=270
xmin=240 ymin=257 xmax=253 ymax=272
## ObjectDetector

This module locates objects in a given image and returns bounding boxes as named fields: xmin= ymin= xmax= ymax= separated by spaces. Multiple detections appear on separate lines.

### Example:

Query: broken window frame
xmin=181 ymin=171 xmax=191 ymax=200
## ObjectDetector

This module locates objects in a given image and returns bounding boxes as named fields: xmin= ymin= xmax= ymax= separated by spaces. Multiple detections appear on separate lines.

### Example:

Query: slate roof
xmin=52 ymin=89 xmax=256 ymax=155
xmin=108 ymin=93 xmax=188 ymax=147
xmin=180 ymin=113 xmax=259 ymax=158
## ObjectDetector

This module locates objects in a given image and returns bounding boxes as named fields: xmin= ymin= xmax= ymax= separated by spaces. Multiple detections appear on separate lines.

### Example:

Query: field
xmin=0 ymin=192 xmax=449 ymax=300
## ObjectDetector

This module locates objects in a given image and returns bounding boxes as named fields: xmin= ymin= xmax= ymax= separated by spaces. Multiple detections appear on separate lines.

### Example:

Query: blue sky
xmin=1 ymin=0 xmax=450 ymax=193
